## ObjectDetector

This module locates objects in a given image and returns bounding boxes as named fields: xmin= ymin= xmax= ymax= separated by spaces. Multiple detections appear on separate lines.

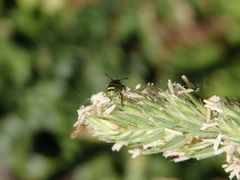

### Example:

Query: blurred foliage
xmin=0 ymin=0 xmax=240 ymax=179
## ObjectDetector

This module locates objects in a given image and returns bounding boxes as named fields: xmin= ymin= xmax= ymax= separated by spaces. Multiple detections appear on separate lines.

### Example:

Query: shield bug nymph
xmin=105 ymin=74 xmax=128 ymax=106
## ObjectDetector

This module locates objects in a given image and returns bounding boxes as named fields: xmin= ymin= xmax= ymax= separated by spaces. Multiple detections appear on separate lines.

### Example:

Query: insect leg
xmin=119 ymin=92 xmax=124 ymax=107
xmin=106 ymin=94 xmax=112 ymax=101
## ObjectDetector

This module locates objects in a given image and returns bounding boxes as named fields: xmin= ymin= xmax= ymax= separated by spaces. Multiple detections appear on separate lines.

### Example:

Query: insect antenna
xmin=105 ymin=73 xmax=114 ymax=80
xmin=118 ymin=77 xmax=129 ymax=81
xmin=105 ymin=74 xmax=128 ymax=81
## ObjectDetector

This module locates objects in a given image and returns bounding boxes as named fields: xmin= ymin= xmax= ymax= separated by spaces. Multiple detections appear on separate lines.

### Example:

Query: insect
xmin=105 ymin=74 xmax=128 ymax=106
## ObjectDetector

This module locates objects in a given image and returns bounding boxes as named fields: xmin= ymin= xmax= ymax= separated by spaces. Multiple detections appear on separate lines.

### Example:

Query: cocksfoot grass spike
xmin=71 ymin=77 xmax=240 ymax=179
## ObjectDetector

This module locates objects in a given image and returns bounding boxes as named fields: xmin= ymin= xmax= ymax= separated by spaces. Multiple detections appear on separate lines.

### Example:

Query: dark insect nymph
xmin=105 ymin=74 xmax=128 ymax=106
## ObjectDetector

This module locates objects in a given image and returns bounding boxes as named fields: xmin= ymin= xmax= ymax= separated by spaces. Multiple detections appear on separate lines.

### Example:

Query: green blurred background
xmin=0 ymin=0 xmax=240 ymax=179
